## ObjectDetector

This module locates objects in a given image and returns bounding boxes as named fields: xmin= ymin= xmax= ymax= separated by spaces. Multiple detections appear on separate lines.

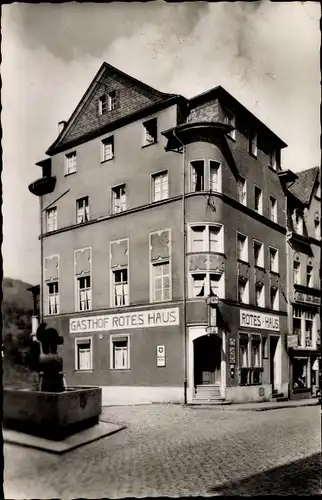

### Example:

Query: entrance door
xmin=194 ymin=335 xmax=221 ymax=386
xmin=270 ymin=336 xmax=278 ymax=390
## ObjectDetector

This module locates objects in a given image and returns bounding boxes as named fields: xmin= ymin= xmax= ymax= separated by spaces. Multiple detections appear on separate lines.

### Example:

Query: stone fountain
xmin=3 ymin=322 xmax=102 ymax=442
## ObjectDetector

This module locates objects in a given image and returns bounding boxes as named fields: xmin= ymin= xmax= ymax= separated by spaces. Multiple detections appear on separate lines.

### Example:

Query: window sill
xmin=254 ymin=209 xmax=263 ymax=216
xmin=268 ymin=165 xmax=278 ymax=174
xmin=269 ymin=270 xmax=280 ymax=276
xmin=64 ymin=171 xmax=77 ymax=177
xmin=249 ymin=152 xmax=258 ymax=159
xmin=74 ymin=369 xmax=93 ymax=373
xmin=254 ymin=265 xmax=265 ymax=271
xmin=142 ymin=142 xmax=158 ymax=149
xmin=109 ymin=368 xmax=131 ymax=372
xmin=101 ymin=157 xmax=114 ymax=164
xmin=151 ymin=197 xmax=169 ymax=204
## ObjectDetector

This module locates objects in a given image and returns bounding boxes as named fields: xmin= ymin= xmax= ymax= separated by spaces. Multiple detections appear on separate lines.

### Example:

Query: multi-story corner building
xmin=29 ymin=62 xmax=292 ymax=405
xmin=285 ymin=167 xmax=321 ymax=399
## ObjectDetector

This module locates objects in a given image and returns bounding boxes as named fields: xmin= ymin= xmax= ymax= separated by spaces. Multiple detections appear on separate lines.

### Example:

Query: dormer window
xmin=294 ymin=210 xmax=304 ymax=235
xmin=98 ymin=91 xmax=119 ymax=115
xmin=224 ymin=111 xmax=236 ymax=140
xmin=269 ymin=150 xmax=277 ymax=170
xmin=143 ymin=118 xmax=157 ymax=146
xmin=107 ymin=91 xmax=117 ymax=111
xmin=249 ymin=131 xmax=257 ymax=157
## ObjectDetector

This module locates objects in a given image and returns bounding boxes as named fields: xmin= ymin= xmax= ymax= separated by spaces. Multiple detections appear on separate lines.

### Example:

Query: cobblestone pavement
xmin=4 ymin=405 xmax=321 ymax=498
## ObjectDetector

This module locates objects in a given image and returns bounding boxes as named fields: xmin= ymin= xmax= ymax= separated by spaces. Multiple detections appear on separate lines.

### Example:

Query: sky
xmin=2 ymin=1 xmax=320 ymax=286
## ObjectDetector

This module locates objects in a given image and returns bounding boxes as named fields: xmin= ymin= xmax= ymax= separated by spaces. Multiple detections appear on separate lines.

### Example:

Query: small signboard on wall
xmin=229 ymin=338 xmax=236 ymax=364
xmin=157 ymin=345 xmax=166 ymax=367
xmin=287 ymin=335 xmax=298 ymax=349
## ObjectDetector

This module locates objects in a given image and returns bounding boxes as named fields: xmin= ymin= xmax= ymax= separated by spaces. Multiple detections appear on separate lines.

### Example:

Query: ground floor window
xmin=293 ymin=357 xmax=308 ymax=389
xmin=75 ymin=337 xmax=92 ymax=371
xmin=110 ymin=335 xmax=130 ymax=370
xmin=239 ymin=333 xmax=263 ymax=385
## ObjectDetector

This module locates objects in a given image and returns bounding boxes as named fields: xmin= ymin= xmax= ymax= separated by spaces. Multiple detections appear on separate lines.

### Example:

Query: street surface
xmin=4 ymin=404 xmax=321 ymax=498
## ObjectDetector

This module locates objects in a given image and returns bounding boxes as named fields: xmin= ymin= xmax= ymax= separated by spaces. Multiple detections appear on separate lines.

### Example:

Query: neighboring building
xmin=29 ymin=62 xmax=296 ymax=405
xmin=285 ymin=167 xmax=321 ymax=399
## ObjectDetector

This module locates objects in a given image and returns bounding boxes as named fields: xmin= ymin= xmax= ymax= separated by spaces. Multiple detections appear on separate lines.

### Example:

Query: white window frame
xmin=98 ymin=95 xmax=107 ymax=115
xmin=107 ymin=91 xmax=117 ymax=111
xmin=269 ymin=196 xmax=277 ymax=222
xmin=111 ymin=184 xmax=127 ymax=214
xmin=110 ymin=333 xmax=130 ymax=370
xmin=65 ymin=151 xmax=76 ymax=175
xmin=142 ymin=117 xmax=157 ymax=146
xmin=269 ymin=247 xmax=279 ymax=273
xmin=249 ymin=131 xmax=257 ymax=157
xmin=270 ymin=286 xmax=279 ymax=311
xmin=238 ymin=277 xmax=249 ymax=304
xmin=190 ymin=160 xmax=205 ymax=192
xmin=209 ymin=160 xmax=222 ymax=193
xmin=46 ymin=207 xmax=57 ymax=232
xmin=47 ymin=281 xmax=59 ymax=315
xmin=111 ymin=268 xmax=129 ymax=307
xmin=254 ymin=185 xmax=263 ymax=214
xmin=189 ymin=223 xmax=224 ymax=253
xmin=237 ymin=176 xmax=247 ymax=206
xmin=237 ymin=232 xmax=248 ymax=262
xmin=151 ymin=170 xmax=169 ymax=202
xmin=255 ymin=283 xmax=265 ymax=308
xmin=76 ymin=196 xmax=90 ymax=224
xmin=253 ymin=240 xmax=264 ymax=268
xmin=77 ymin=275 xmax=92 ymax=312
xmin=189 ymin=272 xmax=225 ymax=299
xmin=151 ymin=260 xmax=171 ymax=303
xmin=101 ymin=136 xmax=114 ymax=162
xmin=306 ymin=265 xmax=313 ymax=288
xmin=75 ymin=337 xmax=92 ymax=371
xmin=293 ymin=261 xmax=301 ymax=285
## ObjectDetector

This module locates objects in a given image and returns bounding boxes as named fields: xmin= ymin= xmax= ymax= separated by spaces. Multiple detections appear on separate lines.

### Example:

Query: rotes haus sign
xmin=69 ymin=307 xmax=179 ymax=333
xmin=240 ymin=309 xmax=279 ymax=331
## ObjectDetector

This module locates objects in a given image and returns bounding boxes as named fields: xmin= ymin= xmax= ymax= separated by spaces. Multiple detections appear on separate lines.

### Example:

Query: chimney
xmin=58 ymin=121 xmax=66 ymax=134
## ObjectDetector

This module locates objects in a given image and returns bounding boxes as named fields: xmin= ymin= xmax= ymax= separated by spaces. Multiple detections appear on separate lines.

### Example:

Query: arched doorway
xmin=193 ymin=334 xmax=222 ymax=386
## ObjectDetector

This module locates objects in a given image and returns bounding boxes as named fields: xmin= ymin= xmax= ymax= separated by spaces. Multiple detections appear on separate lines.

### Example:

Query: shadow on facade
xmin=207 ymin=452 xmax=321 ymax=496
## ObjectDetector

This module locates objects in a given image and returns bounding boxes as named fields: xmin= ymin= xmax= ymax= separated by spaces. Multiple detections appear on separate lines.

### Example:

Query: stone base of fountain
xmin=3 ymin=386 xmax=102 ymax=441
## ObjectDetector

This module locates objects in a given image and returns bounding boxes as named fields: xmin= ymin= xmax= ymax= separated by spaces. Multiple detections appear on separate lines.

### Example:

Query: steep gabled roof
xmin=288 ymin=166 xmax=320 ymax=206
xmin=46 ymin=62 xmax=177 ymax=155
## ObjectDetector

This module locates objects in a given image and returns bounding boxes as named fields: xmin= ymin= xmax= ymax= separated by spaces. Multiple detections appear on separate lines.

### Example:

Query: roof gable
xmin=288 ymin=166 xmax=319 ymax=206
xmin=47 ymin=62 xmax=174 ymax=155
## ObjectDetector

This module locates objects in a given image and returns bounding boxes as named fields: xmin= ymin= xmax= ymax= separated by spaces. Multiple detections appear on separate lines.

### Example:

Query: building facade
xmin=285 ymin=167 xmax=321 ymax=399
xmin=29 ymin=62 xmax=315 ymax=405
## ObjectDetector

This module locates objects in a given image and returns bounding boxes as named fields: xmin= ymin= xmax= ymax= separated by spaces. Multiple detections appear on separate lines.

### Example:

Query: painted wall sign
xmin=294 ymin=291 xmax=321 ymax=305
xmin=229 ymin=338 xmax=236 ymax=364
xmin=287 ymin=334 xmax=298 ymax=349
xmin=157 ymin=345 xmax=166 ymax=367
xmin=69 ymin=307 xmax=180 ymax=333
xmin=240 ymin=310 xmax=279 ymax=331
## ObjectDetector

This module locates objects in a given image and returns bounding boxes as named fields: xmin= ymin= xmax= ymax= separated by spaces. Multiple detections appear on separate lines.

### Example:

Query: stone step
xmin=195 ymin=389 xmax=221 ymax=395
xmin=194 ymin=394 xmax=223 ymax=400
xmin=191 ymin=399 xmax=230 ymax=405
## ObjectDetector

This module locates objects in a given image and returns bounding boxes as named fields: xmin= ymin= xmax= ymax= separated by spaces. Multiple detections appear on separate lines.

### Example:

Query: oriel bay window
xmin=190 ymin=224 xmax=224 ymax=253
xmin=151 ymin=261 xmax=171 ymax=302
xmin=75 ymin=338 xmax=92 ymax=371
xmin=190 ymin=272 xmax=224 ymax=298
xmin=48 ymin=282 xmax=59 ymax=315
xmin=191 ymin=160 xmax=204 ymax=192
xmin=77 ymin=276 xmax=92 ymax=311
xmin=112 ymin=268 xmax=129 ymax=306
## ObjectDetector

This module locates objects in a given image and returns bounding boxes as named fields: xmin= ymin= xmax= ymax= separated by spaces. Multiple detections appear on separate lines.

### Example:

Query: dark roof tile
xmin=288 ymin=166 xmax=320 ymax=205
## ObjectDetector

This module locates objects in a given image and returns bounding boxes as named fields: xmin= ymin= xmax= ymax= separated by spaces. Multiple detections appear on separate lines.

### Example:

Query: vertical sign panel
xmin=157 ymin=345 xmax=166 ymax=367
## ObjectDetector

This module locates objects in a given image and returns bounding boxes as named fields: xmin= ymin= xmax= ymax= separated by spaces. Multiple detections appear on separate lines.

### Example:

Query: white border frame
xmin=74 ymin=336 xmax=93 ymax=371
xmin=150 ymin=169 xmax=169 ymax=203
xmin=101 ymin=134 xmax=115 ymax=162
xmin=109 ymin=332 xmax=131 ymax=370
xmin=64 ymin=150 xmax=77 ymax=175
xmin=208 ymin=159 xmax=222 ymax=194
xmin=45 ymin=206 xmax=58 ymax=233
xmin=109 ymin=238 xmax=130 ymax=307
xmin=189 ymin=158 xmax=206 ymax=193
xmin=110 ymin=183 xmax=127 ymax=215
xmin=142 ymin=115 xmax=158 ymax=146
xmin=187 ymin=222 xmax=224 ymax=254
xmin=74 ymin=247 xmax=92 ymax=312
